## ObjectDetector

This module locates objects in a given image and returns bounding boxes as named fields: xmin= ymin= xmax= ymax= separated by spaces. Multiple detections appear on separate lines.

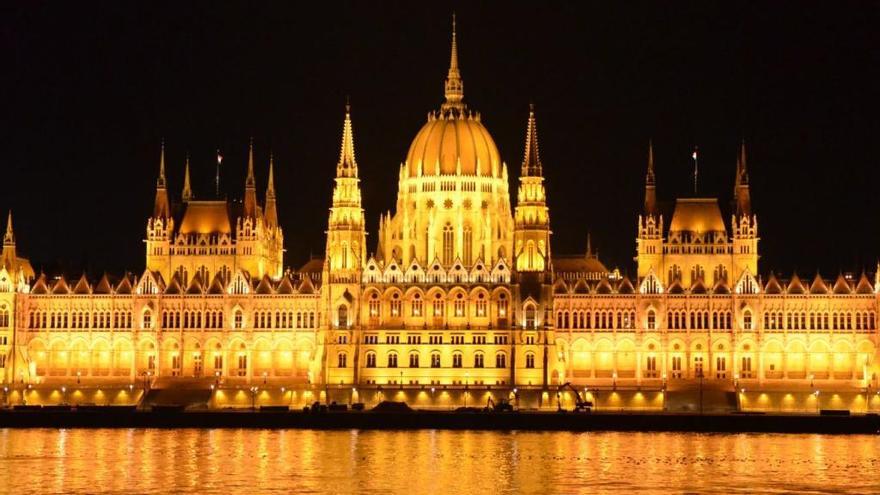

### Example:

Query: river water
xmin=0 ymin=429 xmax=876 ymax=494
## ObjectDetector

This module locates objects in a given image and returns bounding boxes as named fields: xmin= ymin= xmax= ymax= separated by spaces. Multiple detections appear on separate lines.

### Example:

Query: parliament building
xmin=2 ymin=21 xmax=877 ymax=411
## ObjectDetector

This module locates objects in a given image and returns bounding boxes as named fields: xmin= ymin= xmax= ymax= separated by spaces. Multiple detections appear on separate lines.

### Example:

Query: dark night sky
xmin=2 ymin=1 xmax=879 ymax=278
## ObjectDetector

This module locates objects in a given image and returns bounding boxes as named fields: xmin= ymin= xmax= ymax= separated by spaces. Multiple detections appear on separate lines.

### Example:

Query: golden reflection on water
xmin=0 ymin=429 xmax=876 ymax=494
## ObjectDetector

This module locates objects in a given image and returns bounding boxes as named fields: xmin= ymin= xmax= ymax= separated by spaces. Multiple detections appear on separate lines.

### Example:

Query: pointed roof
xmin=72 ymin=273 xmax=91 ymax=294
xmin=182 ymin=154 xmax=193 ymax=202
xmin=246 ymin=137 xmax=256 ymax=188
xmin=856 ymin=272 xmax=873 ymax=294
xmin=94 ymin=273 xmax=113 ymax=294
xmin=3 ymin=211 xmax=13 ymax=245
xmin=164 ymin=272 xmax=183 ymax=295
xmin=298 ymin=275 xmax=315 ymax=294
xmin=115 ymin=275 xmax=132 ymax=294
xmin=255 ymin=274 xmax=274 ymax=295
xmin=809 ymin=272 xmax=828 ymax=294
xmin=186 ymin=272 xmax=204 ymax=295
xmin=243 ymin=138 xmax=258 ymax=218
xmin=617 ymin=276 xmax=635 ymax=294
xmin=207 ymin=272 xmax=226 ymax=295
xmin=442 ymin=13 xmax=464 ymax=111
xmin=51 ymin=275 xmax=70 ymax=294
xmin=521 ymin=103 xmax=542 ymax=176
xmin=336 ymin=102 xmax=358 ymax=177
xmin=690 ymin=277 xmax=707 ymax=294
xmin=31 ymin=273 xmax=49 ymax=294
xmin=735 ymin=140 xmax=751 ymax=217
xmin=764 ymin=272 xmax=783 ymax=294
xmin=276 ymin=275 xmax=295 ymax=294
xmin=787 ymin=272 xmax=806 ymax=294
xmin=832 ymin=273 xmax=851 ymax=294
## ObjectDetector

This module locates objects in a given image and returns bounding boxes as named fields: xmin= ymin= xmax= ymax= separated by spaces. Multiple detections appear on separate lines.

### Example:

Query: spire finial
xmin=267 ymin=152 xmax=276 ymax=200
xmin=644 ymin=140 xmax=658 ymax=216
xmin=337 ymin=101 xmax=358 ymax=177
xmin=157 ymin=140 xmax=166 ymax=188
xmin=521 ymin=102 xmax=542 ymax=176
xmin=442 ymin=13 xmax=464 ymax=111
xmin=739 ymin=139 xmax=748 ymax=184
xmin=3 ymin=210 xmax=13 ymax=245
xmin=246 ymin=137 xmax=255 ymax=187
xmin=586 ymin=232 xmax=593 ymax=259
xmin=182 ymin=153 xmax=192 ymax=202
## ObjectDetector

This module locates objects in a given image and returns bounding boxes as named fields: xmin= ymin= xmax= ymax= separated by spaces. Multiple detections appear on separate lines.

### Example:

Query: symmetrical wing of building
xmin=1 ymin=21 xmax=877 ymax=399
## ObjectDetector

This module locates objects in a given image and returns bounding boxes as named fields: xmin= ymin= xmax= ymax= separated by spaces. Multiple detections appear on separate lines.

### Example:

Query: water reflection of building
xmin=2 ymin=19 xmax=877 ymax=404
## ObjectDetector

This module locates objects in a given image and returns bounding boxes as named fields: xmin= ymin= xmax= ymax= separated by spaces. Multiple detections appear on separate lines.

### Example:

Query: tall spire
xmin=586 ymin=232 xmax=594 ymax=259
xmin=3 ymin=210 xmax=13 ymax=246
xmin=644 ymin=140 xmax=657 ymax=216
xmin=246 ymin=137 xmax=256 ymax=188
xmin=442 ymin=13 xmax=464 ymax=111
xmin=157 ymin=140 xmax=167 ymax=189
xmin=735 ymin=140 xmax=752 ymax=217
xmin=521 ymin=103 xmax=542 ymax=176
xmin=182 ymin=153 xmax=192 ymax=202
xmin=337 ymin=101 xmax=357 ymax=177
xmin=264 ymin=153 xmax=278 ymax=228
xmin=153 ymin=141 xmax=170 ymax=218
xmin=244 ymin=138 xmax=258 ymax=218
xmin=266 ymin=153 xmax=276 ymax=200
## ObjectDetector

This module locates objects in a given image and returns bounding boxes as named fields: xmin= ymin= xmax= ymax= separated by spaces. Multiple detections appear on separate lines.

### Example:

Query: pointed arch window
xmin=442 ymin=223 xmax=454 ymax=266
xmin=463 ymin=225 xmax=473 ymax=265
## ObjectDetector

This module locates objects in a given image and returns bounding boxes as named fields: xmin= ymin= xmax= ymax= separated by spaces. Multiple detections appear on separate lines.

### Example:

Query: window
xmin=645 ymin=355 xmax=657 ymax=378
xmin=337 ymin=353 xmax=347 ymax=368
xmin=237 ymin=354 xmax=247 ymax=376
xmin=233 ymin=310 xmax=243 ymax=329
xmin=429 ymin=335 xmax=442 ymax=345
xmin=463 ymin=226 xmax=473 ymax=265
xmin=406 ymin=335 xmax=421 ymax=344
xmin=495 ymin=353 xmax=506 ymax=368
xmin=433 ymin=298 xmax=445 ymax=318
xmin=454 ymin=298 xmax=466 ymax=317
xmin=450 ymin=335 xmax=464 ymax=345
xmin=386 ymin=335 xmax=400 ymax=344
xmin=364 ymin=335 xmax=378 ymax=345
xmin=475 ymin=295 xmax=487 ymax=317
xmin=412 ymin=294 xmax=423 ymax=317
xmin=494 ymin=334 xmax=508 ymax=345
xmin=193 ymin=354 xmax=202 ymax=376
xmin=143 ymin=311 xmax=152 ymax=329
xmin=525 ymin=353 xmax=535 ymax=369
xmin=366 ymin=353 xmax=377 ymax=368
xmin=497 ymin=295 xmax=508 ymax=319
xmin=0 ymin=309 xmax=8 ymax=327
xmin=524 ymin=305 xmax=536 ymax=329
xmin=390 ymin=298 xmax=402 ymax=317
xmin=671 ymin=356 xmax=682 ymax=379
xmin=742 ymin=310 xmax=752 ymax=330
xmin=473 ymin=335 xmax=486 ymax=344
xmin=213 ymin=354 xmax=223 ymax=371
xmin=338 ymin=305 xmax=348 ymax=328
xmin=715 ymin=356 xmax=727 ymax=379
xmin=647 ymin=310 xmax=656 ymax=330
xmin=741 ymin=356 xmax=752 ymax=378
xmin=452 ymin=353 xmax=463 ymax=368
xmin=387 ymin=353 xmax=398 ymax=368
xmin=368 ymin=297 xmax=380 ymax=319
xmin=443 ymin=223 xmax=454 ymax=265
xmin=431 ymin=353 xmax=441 ymax=368
xmin=474 ymin=353 xmax=484 ymax=368
xmin=409 ymin=353 xmax=419 ymax=368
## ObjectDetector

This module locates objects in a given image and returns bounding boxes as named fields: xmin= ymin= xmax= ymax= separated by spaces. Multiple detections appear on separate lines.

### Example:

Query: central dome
xmin=405 ymin=112 xmax=501 ymax=177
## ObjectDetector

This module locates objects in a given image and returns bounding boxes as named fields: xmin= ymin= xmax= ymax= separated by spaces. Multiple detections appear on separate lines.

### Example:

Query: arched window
xmin=387 ymin=353 xmax=398 ymax=368
xmin=463 ymin=225 xmax=473 ymax=265
xmin=647 ymin=309 xmax=656 ymax=330
xmin=338 ymin=305 xmax=348 ymax=328
xmin=409 ymin=353 xmax=419 ymax=368
xmin=442 ymin=223 xmax=454 ymax=265
xmin=452 ymin=352 xmax=463 ymax=368
xmin=0 ymin=307 xmax=9 ymax=327
xmin=365 ymin=352 xmax=376 ymax=368
xmin=743 ymin=309 xmax=752 ymax=330
xmin=495 ymin=353 xmax=506 ymax=368
xmin=525 ymin=305 xmax=536 ymax=329
xmin=474 ymin=353 xmax=485 ymax=368
xmin=525 ymin=352 xmax=535 ymax=369
xmin=431 ymin=352 xmax=441 ymax=368
xmin=233 ymin=309 xmax=243 ymax=329
xmin=337 ymin=353 xmax=347 ymax=368
xmin=142 ymin=310 xmax=152 ymax=329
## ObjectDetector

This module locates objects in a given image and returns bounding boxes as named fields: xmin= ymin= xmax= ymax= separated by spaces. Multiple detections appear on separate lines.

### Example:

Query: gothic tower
xmin=323 ymin=103 xmax=367 ymax=332
xmin=146 ymin=143 xmax=173 ymax=274
xmin=636 ymin=141 xmax=663 ymax=281
xmin=732 ymin=141 xmax=758 ymax=281
xmin=513 ymin=104 xmax=551 ymax=273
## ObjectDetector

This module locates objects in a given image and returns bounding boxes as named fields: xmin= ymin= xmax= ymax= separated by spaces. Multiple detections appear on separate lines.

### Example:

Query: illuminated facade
xmin=1 ymin=20 xmax=877 ymax=403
